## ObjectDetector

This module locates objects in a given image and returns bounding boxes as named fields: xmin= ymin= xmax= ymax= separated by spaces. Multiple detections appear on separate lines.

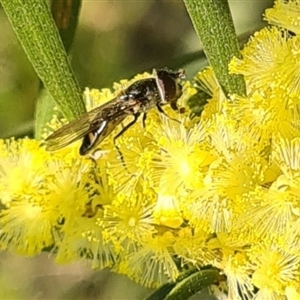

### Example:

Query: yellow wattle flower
xmin=3 ymin=1 xmax=300 ymax=296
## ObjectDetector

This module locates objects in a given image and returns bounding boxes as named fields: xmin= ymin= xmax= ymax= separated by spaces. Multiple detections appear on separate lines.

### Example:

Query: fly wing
xmin=79 ymin=114 xmax=128 ymax=155
xmin=45 ymin=97 xmax=132 ymax=152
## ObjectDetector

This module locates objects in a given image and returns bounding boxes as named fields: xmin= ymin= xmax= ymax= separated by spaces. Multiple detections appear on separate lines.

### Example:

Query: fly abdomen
xmin=80 ymin=120 xmax=108 ymax=155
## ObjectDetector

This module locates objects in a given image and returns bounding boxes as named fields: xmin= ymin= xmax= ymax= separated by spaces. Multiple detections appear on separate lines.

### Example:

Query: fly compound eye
xmin=155 ymin=68 xmax=184 ymax=104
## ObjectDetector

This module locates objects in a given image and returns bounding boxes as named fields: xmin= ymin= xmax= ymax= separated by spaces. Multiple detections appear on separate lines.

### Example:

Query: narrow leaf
xmin=0 ymin=0 xmax=86 ymax=123
xmin=164 ymin=269 xmax=222 ymax=300
xmin=183 ymin=0 xmax=246 ymax=96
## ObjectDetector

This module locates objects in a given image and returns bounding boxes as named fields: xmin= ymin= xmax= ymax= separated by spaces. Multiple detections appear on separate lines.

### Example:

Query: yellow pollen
xmin=128 ymin=217 xmax=137 ymax=227
xmin=24 ymin=205 xmax=41 ymax=220
xmin=180 ymin=160 xmax=191 ymax=176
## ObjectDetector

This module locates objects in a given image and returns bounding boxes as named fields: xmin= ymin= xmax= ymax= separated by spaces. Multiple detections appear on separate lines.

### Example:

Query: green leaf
xmin=144 ymin=268 xmax=199 ymax=300
xmin=0 ymin=0 xmax=86 ymax=125
xmin=164 ymin=269 xmax=222 ymax=300
xmin=183 ymin=0 xmax=246 ymax=96
xmin=34 ymin=88 xmax=57 ymax=140
xmin=144 ymin=267 xmax=222 ymax=300
xmin=34 ymin=0 xmax=82 ymax=140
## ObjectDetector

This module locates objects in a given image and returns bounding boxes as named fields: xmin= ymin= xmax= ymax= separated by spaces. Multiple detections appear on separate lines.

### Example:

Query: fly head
xmin=154 ymin=68 xmax=186 ymax=110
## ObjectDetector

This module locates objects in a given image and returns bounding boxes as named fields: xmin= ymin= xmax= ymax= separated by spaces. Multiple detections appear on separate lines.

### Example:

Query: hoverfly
xmin=45 ymin=68 xmax=186 ymax=155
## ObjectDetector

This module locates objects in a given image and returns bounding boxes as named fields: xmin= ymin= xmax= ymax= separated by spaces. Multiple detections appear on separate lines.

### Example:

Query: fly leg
xmin=113 ymin=113 xmax=140 ymax=166
xmin=156 ymin=104 xmax=181 ymax=124
xmin=142 ymin=113 xmax=147 ymax=128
